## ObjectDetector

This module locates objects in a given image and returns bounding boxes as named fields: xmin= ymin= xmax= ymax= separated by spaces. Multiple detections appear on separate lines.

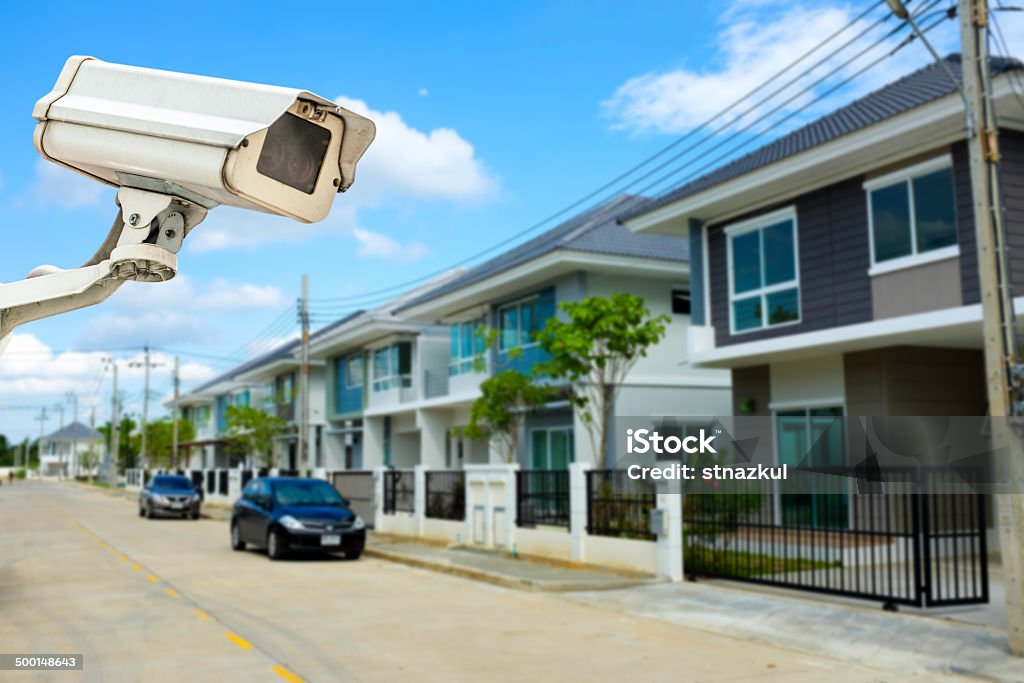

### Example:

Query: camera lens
xmin=257 ymin=112 xmax=332 ymax=194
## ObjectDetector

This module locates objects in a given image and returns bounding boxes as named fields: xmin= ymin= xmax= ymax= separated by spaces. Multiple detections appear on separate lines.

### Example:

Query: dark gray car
xmin=139 ymin=475 xmax=202 ymax=519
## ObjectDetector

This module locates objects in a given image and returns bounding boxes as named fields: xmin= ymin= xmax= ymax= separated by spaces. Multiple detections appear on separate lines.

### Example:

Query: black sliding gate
xmin=683 ymin=469 xmax=989 ymax=609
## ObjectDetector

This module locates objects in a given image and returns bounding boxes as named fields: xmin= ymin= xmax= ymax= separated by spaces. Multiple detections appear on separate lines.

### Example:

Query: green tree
xmin=224 ymin=405 xmax=286 ymax=468
xmin=460 ymin=370 xmax=552 ymax=463
xmin=98 ymin=416 xmax=139 ymax=470
xmin=79 ymin=445 xmax=100 ymax=483
xmin=535 ymin=293 xmax=669 ymax=465
xmin=136 ymin=418 xmax=196 ymax=469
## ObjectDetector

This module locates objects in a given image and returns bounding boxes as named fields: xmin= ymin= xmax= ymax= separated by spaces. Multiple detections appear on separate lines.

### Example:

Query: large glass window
xmin=372 ymin=342 xmax=412 ymax=392
xmin=867 ymin=160 xmax=957 ymax=267
xmin=499 ymin=297 xmax=541 ymax=351
xmin=530 ymin=428 xmax=574 ymax=469
xmin=345 ymin=354 xmax=363 ymax=388
xmin=776 ymin=407 xmax=847 ymax=528
xmin=728 ymin=212 xmax=800 ymax=333
xmin=450 ymin=318 xmax=485 ymax=376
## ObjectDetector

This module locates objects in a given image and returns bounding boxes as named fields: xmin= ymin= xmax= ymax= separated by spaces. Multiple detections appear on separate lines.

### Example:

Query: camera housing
xmin=32 ymin=56 xmax=376 ymax=223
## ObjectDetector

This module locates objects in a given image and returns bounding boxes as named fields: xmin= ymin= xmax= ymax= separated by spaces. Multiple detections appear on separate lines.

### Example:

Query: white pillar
xmin=363 ymin=416 xmax=386 ymax=469
xmin=569 ymin=462 xmax=592 ymax=562
xmin=414 ymin=464 xmax=428 ymax=537
xmin=503 ymin=464 xmax=519 ymax=551
xmin=656 ymin=492 xmax=683 ymax=581
xmin=418 ymin=409 xmax=447 ymax=469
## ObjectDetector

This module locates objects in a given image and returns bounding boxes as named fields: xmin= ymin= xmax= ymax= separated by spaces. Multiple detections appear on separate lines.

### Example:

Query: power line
xmin=307 ymin=1 xmax=899 ymax=306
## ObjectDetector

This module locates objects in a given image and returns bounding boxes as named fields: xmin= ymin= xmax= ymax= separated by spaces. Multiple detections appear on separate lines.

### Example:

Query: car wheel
xmin=143 ymin=504 xmax=151 ymax=519
xmin=344 ymin=551 xmax=362 ymax=561
xmin=230 ymin=523 xmax=246 ymax=551
xmin=138 ymin=506 xmax=145 ymax=517
xmin=267 ymin=529 xmax=286 ymax=561
xmin=190 ymin=511 xmax=200 ymax=520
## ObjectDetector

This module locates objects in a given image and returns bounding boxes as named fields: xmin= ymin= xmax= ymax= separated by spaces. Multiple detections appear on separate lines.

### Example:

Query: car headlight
xmin=153 ymin=495 xmax=169 ymax=505
xmin=279 ymin=515 xmax=304 ymax=530
xmin=352 ymin=515 xmax=365 ymax=530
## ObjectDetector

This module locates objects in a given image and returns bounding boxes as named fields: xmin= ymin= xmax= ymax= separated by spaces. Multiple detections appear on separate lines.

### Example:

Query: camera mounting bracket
xmin=0 ymin=186 xmax=208 ymax=343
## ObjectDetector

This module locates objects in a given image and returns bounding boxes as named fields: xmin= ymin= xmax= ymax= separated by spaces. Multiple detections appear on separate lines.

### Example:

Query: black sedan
xmin=139 ymin=475 xmax=202 ymax=519
xmin=230 ymin=477 xmax=365 ymax=560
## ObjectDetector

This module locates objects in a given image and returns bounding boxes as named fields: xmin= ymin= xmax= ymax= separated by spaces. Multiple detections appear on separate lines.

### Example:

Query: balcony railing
xmin=423 ymin=369 xmax=449 ymax=399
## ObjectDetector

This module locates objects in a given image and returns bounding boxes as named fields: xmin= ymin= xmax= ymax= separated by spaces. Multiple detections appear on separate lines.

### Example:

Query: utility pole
xmin=66 ymin=392 xmax=78 ymax=478
xmin=172 ymin=356 xmax=180 ymax=471
xmin=106 ymin=359 xmax=121 ymax=487
xmin=298 ymin=274 xmax=311 ymax=475
xmin=958 ymin=0 xmax=1024 ymax=654
xmin=53 ymin=402 xmax=65 ymax=478
xmin=34 ymin=407 xmax=47 ymax=476
xmin=130 ymin=345 xmax=163 ymax=473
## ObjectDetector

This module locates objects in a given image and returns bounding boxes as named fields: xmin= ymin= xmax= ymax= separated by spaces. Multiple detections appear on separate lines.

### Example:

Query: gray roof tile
xmin=397 ymin=195 xmax=686 ymax=311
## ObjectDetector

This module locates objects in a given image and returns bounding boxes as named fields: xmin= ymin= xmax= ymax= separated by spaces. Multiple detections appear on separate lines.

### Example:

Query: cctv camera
xmin=33 ymin=56 xmax=376 ymax=223
xmin=0 ymin=57 xmax=376 ymax=344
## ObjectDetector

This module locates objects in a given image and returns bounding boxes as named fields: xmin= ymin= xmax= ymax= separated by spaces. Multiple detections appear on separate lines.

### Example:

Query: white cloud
xmin=352 ymin=228 xmax=430 ymax=263
xmin=418 ymin=88 xmax=430 ymax=97
xmin=601 ymin=2 xmax=960 ymax=136
xmin=76 ymin=311 xmax=215 ymax=348
xmin=29 ymin=159 xmax=111 ymax=209
xmin=0 ymin=334 xmax=216 ymax=436
xmin=195 ymin=278 xmax=287 ymax=311
xmin=336 ymin=96 xmax=498 ymax=202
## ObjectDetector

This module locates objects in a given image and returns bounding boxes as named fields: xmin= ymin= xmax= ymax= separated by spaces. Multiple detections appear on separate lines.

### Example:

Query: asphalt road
xmin=0 ymin=481 xmax=959 ymax=683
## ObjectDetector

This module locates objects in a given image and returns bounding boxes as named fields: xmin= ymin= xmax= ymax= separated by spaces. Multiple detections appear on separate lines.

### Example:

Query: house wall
xmin=703 ymin=140 xmax=1020 ymax=348
xmin=843 ymin=346 xmax=986 ymax=416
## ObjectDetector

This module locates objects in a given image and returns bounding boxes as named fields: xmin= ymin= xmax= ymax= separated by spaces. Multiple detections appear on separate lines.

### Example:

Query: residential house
xmin=392 ymin=194 xmax=732 ymax=468
xmin=621 ymin=54 xmax=1024 ymax=534
xmin=40 ymin=421 xmax=102 ymax=477
xmin=308 ymin=272 xmax=467 ymax=470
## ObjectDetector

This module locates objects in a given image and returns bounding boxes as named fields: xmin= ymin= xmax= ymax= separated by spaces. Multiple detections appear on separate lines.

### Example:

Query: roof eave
xmin=625 ymin=78 xmax=1024 ymax=235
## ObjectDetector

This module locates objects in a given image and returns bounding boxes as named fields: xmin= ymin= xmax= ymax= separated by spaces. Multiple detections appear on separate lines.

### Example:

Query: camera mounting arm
xmin=0 ymin=187 xmax=208 ymax=342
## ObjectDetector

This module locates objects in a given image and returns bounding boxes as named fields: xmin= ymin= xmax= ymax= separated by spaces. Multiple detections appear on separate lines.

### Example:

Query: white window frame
xmin=371 ymin=342 xmax=412 ymax=392
xmin=725 ymin=206 xmax=801 ymax=336
xmin=864 ymin=154 xmax=959 ymax=277
xmin=449 ymin=318 xmax=484 ymax=376
xmin=498 ymin=295 xmax=540 ymax=351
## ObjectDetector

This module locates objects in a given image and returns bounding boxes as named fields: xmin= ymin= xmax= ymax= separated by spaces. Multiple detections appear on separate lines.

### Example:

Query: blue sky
xmin=0 ymin=0 xmax=1019 ymax=441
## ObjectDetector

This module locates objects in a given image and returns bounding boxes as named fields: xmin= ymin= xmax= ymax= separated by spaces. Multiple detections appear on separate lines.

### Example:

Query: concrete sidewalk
xmin=564 ymin=580 xmax=1024 ymax=682
xmin=366 ymin=536 xmax=657 ymax=592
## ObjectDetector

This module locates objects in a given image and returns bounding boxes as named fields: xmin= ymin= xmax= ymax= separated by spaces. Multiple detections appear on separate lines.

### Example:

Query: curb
xmin=364 ymin=547 xmax=656 ymax=593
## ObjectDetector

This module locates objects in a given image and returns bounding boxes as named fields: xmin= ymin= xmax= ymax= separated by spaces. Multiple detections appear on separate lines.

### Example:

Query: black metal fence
xmin=217 ymin=470 xmax=228 ymax=496
xmin=383 ymin=469 xmax=415 ymax=514
xmin=189 ymin=470 xmax=204 ymax=490
xmin=517 ymin=469 xmax=570 ymax=528
xmin=240 ymin=470 xmax=254 ymax=488
xmin=425 ymin=471 xmax=466 ymax=520
xmin=206 ymin=470 xmax=216 ymax=494
xmin=682 ymin=467 xmax=989 ymax=609
xmin=331 ymin=470 xmax=376 ymax=529
xmin=586 ymin=469 xmax=657 ymax=540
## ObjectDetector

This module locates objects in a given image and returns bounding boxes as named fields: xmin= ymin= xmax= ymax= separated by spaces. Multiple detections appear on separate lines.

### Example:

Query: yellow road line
xmin=118 ymin=555 xmax=129 ymax=562
xmin=271 ymin=665 xmax=303 ymax=683
xmin=194 ymin=609 xmax=211 ymax=621
xmin=132 ymin=563 xmax=143 ymax=572
xmin=225 ymin=632 xmax=252 ymax=650
xmin=147 ymin=574 xmax=159 ymax=583
xmin=164 ymin=588 xmax=179 ymax=598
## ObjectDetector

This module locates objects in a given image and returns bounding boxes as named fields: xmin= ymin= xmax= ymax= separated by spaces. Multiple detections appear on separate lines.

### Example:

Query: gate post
xmin=414 ymin=464 xmax=428 ymax=538
xmin=656 ymin=491 xmax=684 ymax=582
xmin=569 ymin=462 xmax=591 ymax=563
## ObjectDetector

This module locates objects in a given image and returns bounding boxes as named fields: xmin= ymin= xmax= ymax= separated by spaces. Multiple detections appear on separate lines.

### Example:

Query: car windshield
xmin=152 ymin=476 xmax=193 ymax=490
xmin=272 ymin=480 xmax=346 ymax=506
